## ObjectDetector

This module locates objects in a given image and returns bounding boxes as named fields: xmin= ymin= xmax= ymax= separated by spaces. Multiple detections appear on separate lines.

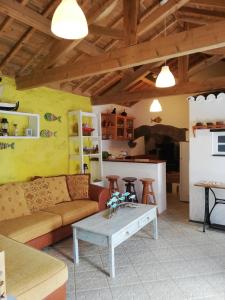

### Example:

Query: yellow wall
xmin=0 ymin=77 xmax=92 ymax=184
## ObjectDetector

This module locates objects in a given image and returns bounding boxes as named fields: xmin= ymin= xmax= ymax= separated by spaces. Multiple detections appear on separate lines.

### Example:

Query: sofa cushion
xmin=43 ymin=176 xmax=71 ymax=204
xmin=66 ymin=174 xmax=90 ymax=200
xmin=42 ymin=200 xmax=98 ymax=226
xmin=22 ymin=178 xmax=55 ymax=212
xmin=0 ymin=234 xmax=68 ymax=300
xmin=0 ymin=183 xmax=30 ymax=222
xmin=0 ymin=211 xmax=62 ymax=243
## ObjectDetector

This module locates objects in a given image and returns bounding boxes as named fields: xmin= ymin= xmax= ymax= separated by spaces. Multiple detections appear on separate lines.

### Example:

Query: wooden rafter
xmin=123 ymin=0 xmax=139 ymax=46
xmin=16 ymin=19 xmax=225 ymax=90
xmin=92 ymin=76 xmax=225 ymax=105
xmin=188 ymin=0 xmax=225 ymax=10
xmin=0 ymin=0 xmax=59 ymax=69
xmin=188 ymin=55 xmax=225 ymax=77
xmin=137 ymin=0 xmax=190 ymax=36
xmin=89 ymin=25 xmax=124 ymax=40
xmin=178 ymin=56 xmax=189 ymax=82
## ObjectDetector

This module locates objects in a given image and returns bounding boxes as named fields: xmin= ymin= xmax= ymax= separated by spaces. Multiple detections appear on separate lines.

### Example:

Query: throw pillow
xmin=43 ymin=176 xmax=71 ymax=204
xmin=66 ymin=174 xmax=90 ymax=200
xmin=0 ymin=183 xmax=30 ymax=221
xmin=22 ymin=178 xmax=55 ymax=212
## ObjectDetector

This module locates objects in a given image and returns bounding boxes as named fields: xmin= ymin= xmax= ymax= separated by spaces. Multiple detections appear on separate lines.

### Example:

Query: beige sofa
xmin=0 ymin=174 xmax=109 ymax=299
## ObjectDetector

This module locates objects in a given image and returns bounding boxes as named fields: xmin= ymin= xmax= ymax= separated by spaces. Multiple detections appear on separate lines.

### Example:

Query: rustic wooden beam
xmin=123 ymin=0 xmax=139 ymax=46
xmin=77 ymin=40 xmax=105 ymax=56
xmin=89 ymin=24 xmax=124 ymax=40
xmin=92 ymin=76 xmax=225 ymax=105
xmin=178 ymin=55 xmax=189 ymax=82
xmin=188 ymin=55 xmax=225 ymax=77
xmin=0 ymin=0 xmax=54 ymax=37
xmin=16 ymin=19 xmax=225 ymax=90
xmin=179 ymin=7 xmax=225 ymax=23
xmin=189 ymin=0 xmax=225 ymax=10
xmin=137 ymin=0 xmax=190 ymax=36
xmin=0 ymin=0 xmax=59 ymax=69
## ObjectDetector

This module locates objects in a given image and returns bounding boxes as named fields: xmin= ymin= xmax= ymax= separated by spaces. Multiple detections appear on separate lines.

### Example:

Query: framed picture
xmin=0 ymin=251 xmax=6 ymax=300
xmin=212 ymin=130 xmax=225 ymax=156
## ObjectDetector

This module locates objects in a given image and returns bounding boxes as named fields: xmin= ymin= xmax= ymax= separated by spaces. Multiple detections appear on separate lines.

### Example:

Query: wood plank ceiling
xmin=0 ymin=0 xmax=225 ymax=105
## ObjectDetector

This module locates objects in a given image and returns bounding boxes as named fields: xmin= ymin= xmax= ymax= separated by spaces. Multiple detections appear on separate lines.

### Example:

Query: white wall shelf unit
xmin=0 ymin=110 xmax=40 ymax=139
xmin=68 ymin=110 xmax=103 ymax=184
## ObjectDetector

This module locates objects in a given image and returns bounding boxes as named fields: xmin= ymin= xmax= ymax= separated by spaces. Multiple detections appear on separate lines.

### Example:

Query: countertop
xmin=103 ymin=158 xmax=165 ymax=164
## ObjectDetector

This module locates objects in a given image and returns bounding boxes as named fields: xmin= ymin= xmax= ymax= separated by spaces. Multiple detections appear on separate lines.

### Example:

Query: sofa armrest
xmin=89 ymin=184 xmax=109 ymax=211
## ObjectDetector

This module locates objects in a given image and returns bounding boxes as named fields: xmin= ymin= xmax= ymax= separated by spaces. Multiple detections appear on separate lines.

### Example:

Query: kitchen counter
xmin=103 ymin=158 xmax=165 ymax=164
xmin=100 ymin=159 xmax=166 ymax=214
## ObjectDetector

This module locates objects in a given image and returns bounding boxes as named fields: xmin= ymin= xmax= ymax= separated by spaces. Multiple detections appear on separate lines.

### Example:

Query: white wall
xmin=189 ymin=96 xmax=225 ymax=223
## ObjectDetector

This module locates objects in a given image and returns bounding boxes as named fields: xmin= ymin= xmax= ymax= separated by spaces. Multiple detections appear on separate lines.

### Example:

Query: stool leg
xmin=131 ymin=183 xmax=138 ymax=203
xmin=150 ymin=183 xmax=156 ymax=205
xmin=142 ymin=183 xmax=148 ymax=204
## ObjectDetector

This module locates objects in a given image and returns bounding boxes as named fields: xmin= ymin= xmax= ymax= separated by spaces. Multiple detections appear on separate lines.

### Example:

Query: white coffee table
xmin=72 ymin=204 xmax=158 ymax=278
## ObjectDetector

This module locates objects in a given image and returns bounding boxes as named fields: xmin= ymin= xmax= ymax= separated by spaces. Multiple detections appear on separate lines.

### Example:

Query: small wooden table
xmin=72 ymin=204 xmax=158 ymax=278
xmin=194 ymin=181 xmax=225 ymax=232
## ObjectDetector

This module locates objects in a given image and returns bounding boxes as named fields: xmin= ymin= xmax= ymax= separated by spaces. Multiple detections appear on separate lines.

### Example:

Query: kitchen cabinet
xmin=101 ymin=113 xmax=134 ymax=140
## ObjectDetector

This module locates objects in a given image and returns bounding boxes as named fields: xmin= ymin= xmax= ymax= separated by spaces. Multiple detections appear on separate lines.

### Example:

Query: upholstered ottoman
xmin=0 ymin=235 xmax=68 ymax=300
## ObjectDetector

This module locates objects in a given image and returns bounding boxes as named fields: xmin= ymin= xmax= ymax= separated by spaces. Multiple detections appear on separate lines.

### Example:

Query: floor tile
xmin=143 ymin=279 xmax=187 ymax=300
xmin=76 ymin=288 xmax=113 ymax=300
xmin=110 ymin=284 xmax=150 ymax=300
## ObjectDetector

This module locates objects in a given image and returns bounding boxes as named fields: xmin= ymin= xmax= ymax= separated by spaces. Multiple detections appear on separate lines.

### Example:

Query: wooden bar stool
xmin=122 ymin=177 xmax=138 ymax=203
xmin=140 ymin=178 xmax=157 ymax=205
xmin=106 ymin=175 xmax=120 ymax=196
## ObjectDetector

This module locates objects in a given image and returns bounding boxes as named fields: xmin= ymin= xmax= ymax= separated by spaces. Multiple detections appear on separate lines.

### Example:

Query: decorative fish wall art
xmin=0 ymin=142 xmax=15 ymax=150
xmin=40 ymin=130 xmax=57 ymax=138
xmin=44 ymin=113 xmax=61 ymax=122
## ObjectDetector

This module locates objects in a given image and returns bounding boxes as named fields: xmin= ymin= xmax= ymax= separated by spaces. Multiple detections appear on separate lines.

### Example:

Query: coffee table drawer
xmin=138 ymin=209 xmax=156 ymax=228
xmin=112 ymin=222 xmax=139 ymax=246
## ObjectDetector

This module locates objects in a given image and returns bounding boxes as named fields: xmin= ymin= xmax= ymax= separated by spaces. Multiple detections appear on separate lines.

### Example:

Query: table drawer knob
xmin=126 ymin=231 xmax=130 ymax=235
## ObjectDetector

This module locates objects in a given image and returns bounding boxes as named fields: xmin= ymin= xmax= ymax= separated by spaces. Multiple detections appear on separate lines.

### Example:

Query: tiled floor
xmin=45 ymin=195 xmax=225 ymax=300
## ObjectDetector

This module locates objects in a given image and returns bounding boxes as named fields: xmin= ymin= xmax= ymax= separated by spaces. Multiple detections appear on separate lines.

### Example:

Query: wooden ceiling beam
xmin=0 ymin=0 xmax=30 ymax=34
xmin=123 ymin=0 xmax=139 ymax=46
xmin=16 ymin=19 xmax=225 ymax=90
xmin=188 ymin=55 xmax=225 ymax=77
xmin=0 ymin=0 xmax=59 ymax=69
xmin=89 ymin=24 xmax=124 ymax=40
xmin=77 ymin=40 xmax=105 ymax=56
xmin=92 ymin=76 xmax=225 ymax=105
xmin=137 ymin=0 xmax=190 ymax=36
xmin=178 ymin=55 xmax=189 ymax=82
xmin=0 ymin=0 xmax=54 ymax=37
xmin=178 ymin=7 xmax=225 ymax=23
xmin=189 ymin=0 xmax=225 ymax=10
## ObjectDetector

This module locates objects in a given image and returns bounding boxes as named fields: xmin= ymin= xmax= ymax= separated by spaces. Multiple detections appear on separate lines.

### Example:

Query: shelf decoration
xmin=40 ymin=129 xmax=57 ymax=137
xmin=0 ymin=142 xmax=15 ymax=150
xmin=192 ymin=121 xmax=225 ymax=137
xmin=0 ymin=101 xmax=19 ymax=111
xmin=44 ymin=112 xmax=61 ymax=122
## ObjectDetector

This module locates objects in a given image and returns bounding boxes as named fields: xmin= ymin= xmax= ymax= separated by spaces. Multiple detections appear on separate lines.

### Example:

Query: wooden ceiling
xmin=1 ymin=0 xmax=225 ymax=106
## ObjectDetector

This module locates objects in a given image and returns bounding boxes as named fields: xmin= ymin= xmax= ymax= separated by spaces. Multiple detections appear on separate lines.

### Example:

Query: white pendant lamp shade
xmin=155 ymin=65 xmax=176 ymax=88
xmin=150 ymin=99 xmax=162 ymax=112
xmin=51 ymin=0 xmax=88 ymax=40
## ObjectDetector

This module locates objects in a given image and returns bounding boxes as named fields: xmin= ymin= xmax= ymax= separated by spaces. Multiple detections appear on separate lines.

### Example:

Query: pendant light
xmin=155 ymin=18 xmax=176 ymax=88
xmin=51 ymin=0 xmax=88 ymax=40
xmin=150 ymin=99 xmax=162 ymax=112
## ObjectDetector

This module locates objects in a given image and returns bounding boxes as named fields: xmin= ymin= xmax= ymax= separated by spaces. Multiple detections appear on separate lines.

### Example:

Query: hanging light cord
xmin=164 ymin=17 xmax=167 ymax=66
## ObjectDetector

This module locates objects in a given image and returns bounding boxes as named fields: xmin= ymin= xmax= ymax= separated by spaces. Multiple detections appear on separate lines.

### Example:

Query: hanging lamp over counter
xmin=150 ymin=99 xmax=162 ymax=112
xmin=51 ymin=0 xmax=88 ymax=40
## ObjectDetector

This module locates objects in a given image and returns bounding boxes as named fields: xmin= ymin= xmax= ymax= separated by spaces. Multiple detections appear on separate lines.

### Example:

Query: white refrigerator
xmin=179 ymin=141 xmax=189 ymax=202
